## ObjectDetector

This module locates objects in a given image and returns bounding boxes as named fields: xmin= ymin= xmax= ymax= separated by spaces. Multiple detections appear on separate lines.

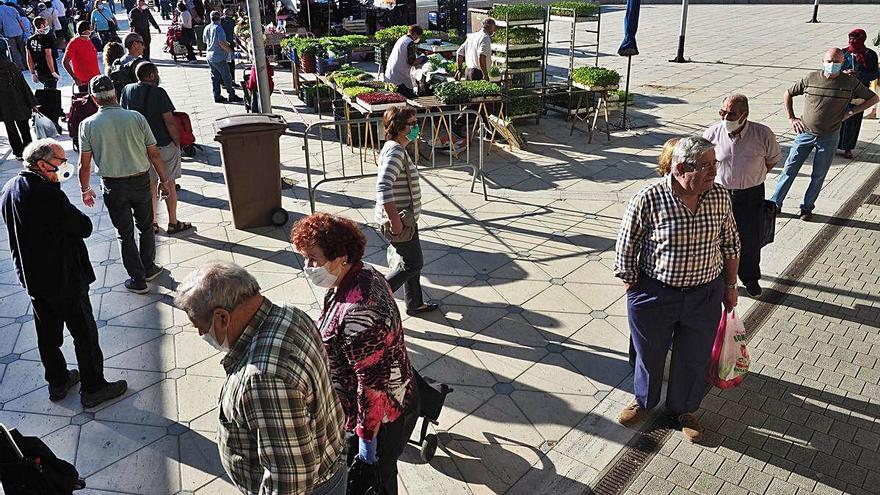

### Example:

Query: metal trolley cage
xmin=546 ymin=5 xmax=601 ymax=119
xmin=303 ymin=108 xmax=489 ymax=213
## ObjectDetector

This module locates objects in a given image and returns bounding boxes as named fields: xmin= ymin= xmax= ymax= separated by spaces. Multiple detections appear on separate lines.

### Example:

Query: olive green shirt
xmin=788 ymin=70 xmax=875 ymax=136
xmin=79 ymin=105 xmax=156 ymax=178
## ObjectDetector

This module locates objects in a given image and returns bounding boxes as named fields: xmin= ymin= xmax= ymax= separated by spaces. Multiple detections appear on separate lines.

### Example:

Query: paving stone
xmin=739 ymin=467 xmax=773 ymax=494
xmin=692 ymin=450 xmax=725 ymax=476
xmin=690 ymin=473 xmax=724 ymax=495
xmin=766 ymin=477 xmax=799 ymax=495
xmin=667 ymin=463 xmax=701 ymax=488
xmin=645 ymin=454 xmax=678 ymax=479
xmin=716 ymin=458 xmax=748 ymax=485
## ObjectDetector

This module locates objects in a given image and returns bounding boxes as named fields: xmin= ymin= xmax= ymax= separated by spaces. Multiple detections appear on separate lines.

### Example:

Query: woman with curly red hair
xmin=290 ymin=212 xmax=419 ymax=495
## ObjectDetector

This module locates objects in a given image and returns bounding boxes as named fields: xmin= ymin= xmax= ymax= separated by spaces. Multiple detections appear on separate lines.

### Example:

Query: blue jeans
xmin=627 ymin=276 xmax=724 ymax=415
xmin=208 ymin=59 xmax=236 ymax=99
xmin=770 ymin=131 xmax=838 ymax=213
xmin=310 ymin=462 xmax=347 ymax=495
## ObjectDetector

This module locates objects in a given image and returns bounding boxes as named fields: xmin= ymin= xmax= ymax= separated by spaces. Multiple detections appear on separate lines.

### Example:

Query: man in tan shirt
xmin=770 ymin=48 xmax=878 ymax=221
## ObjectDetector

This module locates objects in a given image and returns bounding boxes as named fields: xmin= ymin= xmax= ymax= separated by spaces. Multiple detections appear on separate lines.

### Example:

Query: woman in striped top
xmin=375 ymin=106 xmax=439 ymax=316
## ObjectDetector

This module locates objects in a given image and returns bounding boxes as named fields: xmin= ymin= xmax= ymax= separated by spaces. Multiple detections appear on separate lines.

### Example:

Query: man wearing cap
xmin=203 ymin=10 xmax=242 ymax=104
xmin=78 ymin=75 xmax=171 ymax=295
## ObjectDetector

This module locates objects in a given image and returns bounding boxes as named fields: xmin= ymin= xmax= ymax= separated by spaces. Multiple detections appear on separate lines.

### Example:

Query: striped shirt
xmin=375 ymin=140 xmax=421 ymax=224
xmin=218 ymin=298 xmax=346 ymax=495
xmin=614 ymin=174 xmax=741 ymax=288
xmin=788 ymin=71 xmax=875 ymax=135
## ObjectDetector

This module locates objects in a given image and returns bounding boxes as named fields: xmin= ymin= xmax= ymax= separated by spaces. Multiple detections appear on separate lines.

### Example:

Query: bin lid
xmin=214 ymin=114 xmax=288 ymax=136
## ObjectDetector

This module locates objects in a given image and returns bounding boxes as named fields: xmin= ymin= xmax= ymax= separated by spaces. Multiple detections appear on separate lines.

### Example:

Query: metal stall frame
xmin=545 ymin=5 xmax=601 ymax=119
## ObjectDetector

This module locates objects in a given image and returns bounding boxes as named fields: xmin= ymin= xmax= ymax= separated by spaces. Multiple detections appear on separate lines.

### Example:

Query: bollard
xmin=808 ymin=0 xmax=819 ymax=23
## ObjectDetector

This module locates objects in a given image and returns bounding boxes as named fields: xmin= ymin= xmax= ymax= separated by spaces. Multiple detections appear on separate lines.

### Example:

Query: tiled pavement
xmin=629 ymin=176 xmax=880 ymax=495
xmin=1 ymin=4 xmax=879 ymax=495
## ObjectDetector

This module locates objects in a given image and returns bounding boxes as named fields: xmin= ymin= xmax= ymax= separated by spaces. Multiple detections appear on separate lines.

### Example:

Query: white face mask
xmin=722 ymin=117 xmax=745 ymax=134
xmin=304 ymin=264 xmax=338 ymax=288
xmin=201 ymin=321 xmax=230 ymax=352
xmin=54 ymin=163 xmax=75 ymax=182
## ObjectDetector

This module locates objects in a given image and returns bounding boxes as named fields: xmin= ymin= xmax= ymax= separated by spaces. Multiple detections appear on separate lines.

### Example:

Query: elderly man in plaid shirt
xmin=175 ymin=262 xmax=347 ymax=495
xmin=614 ymin=136 xmax=741 ymax=443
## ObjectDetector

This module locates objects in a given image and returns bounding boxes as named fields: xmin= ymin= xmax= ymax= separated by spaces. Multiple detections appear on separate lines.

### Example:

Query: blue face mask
xmin=823 ymin=62 xmax=842 ymax=76
xmin=406 ymin=123 xmax=420 ymax=142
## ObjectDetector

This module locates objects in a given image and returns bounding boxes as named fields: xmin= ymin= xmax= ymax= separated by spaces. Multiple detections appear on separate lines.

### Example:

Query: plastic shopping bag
xmin=31 ymin=111 xmax=58 ymax=139
xmin=707 ymin=310 xmax=749 ymax=388
xmin=387 ymin=244 xmax=403 ymax=271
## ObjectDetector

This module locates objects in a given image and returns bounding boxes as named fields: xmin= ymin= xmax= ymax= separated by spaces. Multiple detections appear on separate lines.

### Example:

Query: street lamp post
xmin=670 ymin=0 xmax=689 ymax=63
xmin=808 ymin=0 xmax=820 ymax=23
xmin=246 ymin=0 xmax=273 ymax=113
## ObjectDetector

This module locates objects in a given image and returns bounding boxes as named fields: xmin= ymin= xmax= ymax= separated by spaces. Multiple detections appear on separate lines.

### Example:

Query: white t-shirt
xmin=384 ymin=35 xmax=415 ymax=88
xmin=456 ymin=30 xmax=491 ymax=71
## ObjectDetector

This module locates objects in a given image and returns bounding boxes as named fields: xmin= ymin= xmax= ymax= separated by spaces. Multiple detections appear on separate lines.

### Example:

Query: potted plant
xmin=490 ymin=4 xmax=546 ymax=24
xmin=571 ymin=66 xmax=621 ymax=91
xmin=434 ymin=81 xmax=470 ymax=104
xmin=356 ymin=91 xmax=408 ymax=112
xmin=491 ymin=27 xmax=543 ymax=51
xmin=293 ymin=38 xmax=322 ymax=73
xmin=550 ymin=1 xmax=600 ymax=20
xmin=488 ymin=66 xmax=502 ymax=82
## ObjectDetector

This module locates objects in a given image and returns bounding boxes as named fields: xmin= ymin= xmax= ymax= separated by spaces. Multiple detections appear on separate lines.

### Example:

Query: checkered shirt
xmin=218 ymin=298 xmax=346 ymax=495
xmin=614 ymin=174 xmax=741 ymax=287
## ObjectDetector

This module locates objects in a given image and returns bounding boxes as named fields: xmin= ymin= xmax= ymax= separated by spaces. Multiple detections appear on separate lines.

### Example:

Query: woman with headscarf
xmin=0 ymin=38 xmax=38 ymax=160
xmin=838 ymin=28 xmax=879 ymax=159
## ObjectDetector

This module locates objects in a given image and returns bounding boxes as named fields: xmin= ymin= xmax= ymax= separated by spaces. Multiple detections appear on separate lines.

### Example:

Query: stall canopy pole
xmin=808 ymin=0 xmax=819 ymax=23
xmin=246 ymin=0 xmax=273 ymax=113
xmin=670 ymin=0 xmax=689 ymax=63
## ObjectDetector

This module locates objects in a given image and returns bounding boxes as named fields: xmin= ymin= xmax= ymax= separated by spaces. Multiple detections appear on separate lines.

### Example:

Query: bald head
xmin=823 ymin=48 xmax=844 ymax=64
xmin=821 ymin=48 xmax=845 ymax=78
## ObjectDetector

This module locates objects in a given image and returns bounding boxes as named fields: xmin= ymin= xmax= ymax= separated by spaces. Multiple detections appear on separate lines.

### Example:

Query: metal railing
xmin=303 ymin=108 xmax=489 ymax=213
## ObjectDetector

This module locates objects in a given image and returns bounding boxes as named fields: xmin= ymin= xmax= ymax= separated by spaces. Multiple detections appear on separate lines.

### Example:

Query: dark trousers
xmin=387 ymin=226 xmax=425 ymax=310
xmin=228 ymin=61 xmax=235 ymax=83
xmin=465 ymin=68 xmax=483 ymax=81
xmin=76 ymin=84 xmax=89 ymax=94
xmin=31 ymin=288 xmax=107 ymax=393
xmin=102 ymin=173 xmax=155 ymax=284
xmin=3 ymin=119 xmax=32 ymax=157
xmin=136 ymin=31 xmax=152 ymax=60
xmin=396 ymin=84 xmax=415 ymax=99
xmin=628 ymin=276 xmax=723 ymax=415
xmin=838 ymin=109 xmax=864 ymax=152
xmin=730 ymin=183 xmax=764 ymax=284
xmin=181 ymin=27 xmax=196 ymax=60
xmin=345 ymin=390 xmax=420 ymax=495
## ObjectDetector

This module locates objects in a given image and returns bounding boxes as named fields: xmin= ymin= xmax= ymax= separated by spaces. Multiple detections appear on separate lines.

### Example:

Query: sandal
xmin=166 ymin=221 xmax=193 ymax=235
xmin=152 ymin=223 xmax=160 ymax=234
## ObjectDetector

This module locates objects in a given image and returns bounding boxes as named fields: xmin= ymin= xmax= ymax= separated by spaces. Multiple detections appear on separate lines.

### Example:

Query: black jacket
xmin=0 ymin=171 xmax=95 ymax=298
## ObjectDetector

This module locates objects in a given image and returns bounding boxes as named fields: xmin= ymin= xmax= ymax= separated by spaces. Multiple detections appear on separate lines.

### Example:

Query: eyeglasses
xmin=43 ymin=155 xmax=68 ymax=165
xmin=683 ymin=159 xmax=717 ymax=173
xmin=718 ymin=109 xmax=740 ymax=118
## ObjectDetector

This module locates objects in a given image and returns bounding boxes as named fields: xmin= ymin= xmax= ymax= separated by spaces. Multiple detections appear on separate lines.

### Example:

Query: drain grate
xmin=589 ymin=416 xmax=675 ymax=495
xmin=865 ymin=194 xmax=880 ymax=206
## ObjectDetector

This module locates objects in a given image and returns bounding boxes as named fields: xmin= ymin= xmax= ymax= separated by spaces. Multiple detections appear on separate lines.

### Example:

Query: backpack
xmin=67 ymin=93 xmax=98 ymax=151
xmin=173 ymin=111 xmax=197 ymax=156
xmin=0 ymin=424 xmax=85 ymax=495
xmin=109 ymin=59 xmax=140 ymax=97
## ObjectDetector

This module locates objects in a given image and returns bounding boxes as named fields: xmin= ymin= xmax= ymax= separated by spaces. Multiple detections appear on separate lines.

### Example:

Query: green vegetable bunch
xmin=342 ymin=86 xmax=376 ymax=98
xmin=490 ymin=3 xmax=545 ymax=21
xmin=503 ymin=47 xmax=543 ymax=58
xmin=375 ymin=26 xmax=437 ymax=45
xmin=281 ymin=37 xmax=324 ymax=56
xmin=488 ymin=66 xmax=502 ymax=77
xmin=492 ymin=27 xmax=542 ymax=46
xmin=333 ymin=75 xmax=369 ymax=88
xmin=461 ymin=80 xmax=502 ymax=98
xmin=507 ymin=89 xmax=543 ymax=116
xmin=428 ymin=54 xmax=447 ymax=71
xmin=446 ymin=29 xmax=465 ymax=45
xmin=327 ymin=66 xmax=366 ymax=82
xmin=304 ymin=84 xmax=333 ymax=97
xmin=321 ymin=35 xmax=370 ymax=55
xmin=434 ymin=82 xmax=470 ymax=104
xmin=572 ymin=66 xmax=621 ymax=87
xmin=549 ymin=1 xmax=600 ymax=17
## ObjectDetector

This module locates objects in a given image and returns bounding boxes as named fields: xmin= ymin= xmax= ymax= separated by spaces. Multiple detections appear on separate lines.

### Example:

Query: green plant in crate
xmin=615 ymin=89 xmax=634 ymax=102
xmin=572 ymin=66 xmax=621 ymax=88
xmin=333 ymin=75 xmax=368 ymax=88
xmin=507 ymin=59 xmax=542 ymax=71
xmin=434 ymin=82 xmax=470 ymax=104
xmin=285 ymin=37 xmax=324 ymax=56
xmin=492 ymin=27 xmax=542 ymax=47
xmin=503 ymin=47 xmax=544 ymax=58
xmin=489 ymin=4 xmax=546 ymax=21
xmin=507 ymin=89 xmax=543 ymax=116
xmin=446 ymin=29 xmax=465 ymax=45
xmin=549 ymin=1 xmax=600 ymax=17
xmin=461 ymin=80 xmax=502 ymax=98
xmin=374 ymin=26 xmax=437 ymax=45
xmin=488 ymin=66 xmax=502 ymax=78
xmin=342 ymin=86 xmax=376 ymax=98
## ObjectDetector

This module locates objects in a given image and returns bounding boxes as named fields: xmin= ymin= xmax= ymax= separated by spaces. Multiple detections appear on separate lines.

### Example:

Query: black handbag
xmin=346 ymin=458 xmax=385 ymax=495
xmin=760 ymin=200 xmax=777 ymax=247
xmin=0 ymin=424 xmax=85 ymax=495
xmin=380 ymin=154 xmax=417 ymax=243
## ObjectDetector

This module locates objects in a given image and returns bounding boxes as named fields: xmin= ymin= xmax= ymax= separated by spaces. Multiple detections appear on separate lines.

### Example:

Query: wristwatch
xmin=725 ymin=284 xmax=737 ymax=289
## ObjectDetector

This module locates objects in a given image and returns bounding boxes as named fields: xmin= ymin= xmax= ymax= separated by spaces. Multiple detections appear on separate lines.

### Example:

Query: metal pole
xmin=245 ymin=0 xmax=272 ymax=113
xmin=808 ymin=0 xmax=819 ymax=23
xmin=669 ymin=0 xmax=689 ymax=63
xmin=621 ymin=55 xmax=632 ymax=128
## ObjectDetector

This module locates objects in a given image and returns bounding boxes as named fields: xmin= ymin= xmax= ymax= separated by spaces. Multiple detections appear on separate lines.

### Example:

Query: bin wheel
xmin=270 ymin=208 xmax=289 ymax=226
xmin=420 ymin=434 xmax=438 ymax=462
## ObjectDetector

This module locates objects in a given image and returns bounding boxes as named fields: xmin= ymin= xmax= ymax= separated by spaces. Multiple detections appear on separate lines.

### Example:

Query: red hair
xmin=290 ymin=213 xmax=367 ymax=264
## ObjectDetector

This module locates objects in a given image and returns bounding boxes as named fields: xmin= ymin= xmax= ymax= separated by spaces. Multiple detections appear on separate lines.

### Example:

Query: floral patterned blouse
xmin=317 ymin=262 xmax=416 ymax=439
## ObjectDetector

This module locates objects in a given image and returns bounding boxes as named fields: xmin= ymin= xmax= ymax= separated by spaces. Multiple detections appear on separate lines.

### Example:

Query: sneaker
xmin=618 ymin=399 xmax=650 ymax=427
xmin=214 ymin=96 xmax=228 ymax=103
xmin=799 ymin=209 xmax=813 ymax=221
xmin=81 ymin=380 xmax=128 ymax=408
xmin=678 ymin=413 xmax=704 ymax=443
xmin=144 ymin=265 xmax=164 ymax=282
xmin=744 ymin=281 xmax=762 ymax=298
xmin=48 ymin=369 xmax=80 ymax=401
xmin=124 ymin=279 xmax=149 ymax=294
xmin=228 ymin=95 xmax=244 ymax=103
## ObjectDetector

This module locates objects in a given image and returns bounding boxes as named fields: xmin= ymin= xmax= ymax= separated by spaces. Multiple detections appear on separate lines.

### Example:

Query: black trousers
xmin=181 ymin=27 xmax=196 ymax=60
xmin=3 ymin=119 xmax=32 ymax=157
xmin=102 ymin=173 xmax=156 ymax=284
xmin=730 ymin=183 xmax=764 ymax=284
xmin=395 ymin=84 xmax=415 ymax=99
xmin=387 ymin=226 xmax=425 ymax=310
xmin=228 ymin=61 xmax=235 ymax=83
xmin=346 ymin=389 xmax=420 ymax=495
xmin=31 ymin=288 xmax=107 ymax=393
xmin=838 ymin=109 xmax=864 ymax=152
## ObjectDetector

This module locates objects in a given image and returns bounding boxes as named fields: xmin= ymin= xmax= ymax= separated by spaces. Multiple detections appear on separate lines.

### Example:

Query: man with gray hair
xmin=175 ymin=262 xmax=347 ymax=495
xmin=614 ymin=136 xmax=741 ymax=443
xmin=703 ymin=94 xmax=781 ymax=297
xmin=1 ymin=138 xmax=127 ymax=407
xmin=455 ymin=17 xmax=496 ymax=81
xmin=78 ymin=75 xmax=171 ymax=294
xmin=771 ymin=47 xmax=878 ymax=221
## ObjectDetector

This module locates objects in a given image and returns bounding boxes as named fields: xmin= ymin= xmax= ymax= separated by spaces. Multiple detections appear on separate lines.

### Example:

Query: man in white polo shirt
xmin=455 ymin=18 xmax=495 ymax=81
xmin=703 ymin=94 xmax=781 ymax=298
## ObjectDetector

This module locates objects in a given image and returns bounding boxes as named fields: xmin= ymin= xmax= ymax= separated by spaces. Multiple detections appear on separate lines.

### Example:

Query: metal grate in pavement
xmin=865 ymin=193 xmax=880 ymax=206
xmin=587 ymin=163 xmax=880 ymax=495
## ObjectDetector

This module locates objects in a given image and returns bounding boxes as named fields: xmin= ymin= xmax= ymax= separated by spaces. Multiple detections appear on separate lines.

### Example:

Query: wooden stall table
xmin=570 ymin=82 xmax=614 ymax=143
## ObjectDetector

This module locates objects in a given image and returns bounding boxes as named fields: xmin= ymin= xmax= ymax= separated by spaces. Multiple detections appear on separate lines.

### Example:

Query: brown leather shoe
xmin=618 ymin=399 xmax=650 ymax=427
xmin=678 ymin=413 xmax=704 ymax=443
